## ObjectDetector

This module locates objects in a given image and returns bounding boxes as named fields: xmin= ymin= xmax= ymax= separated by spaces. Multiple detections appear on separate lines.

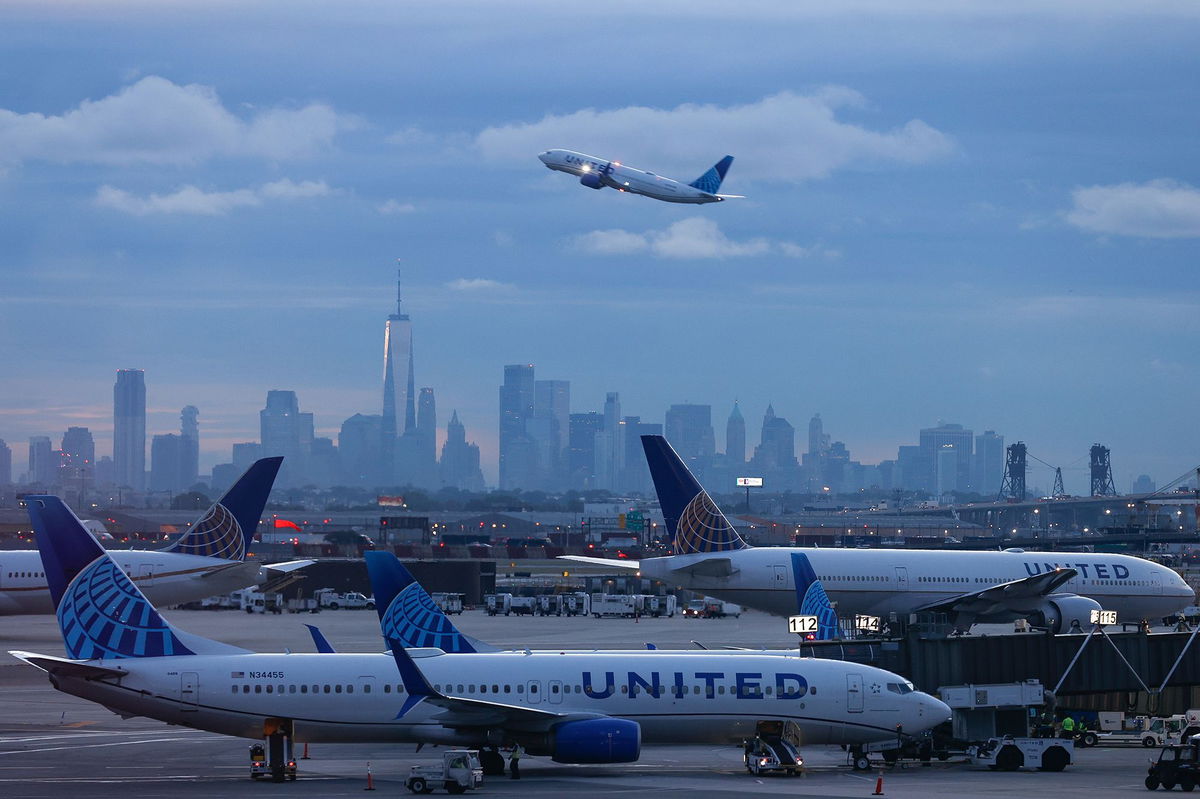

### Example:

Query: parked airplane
xmin=563 ymin=436 xmax=1194 ymax=634
xmin=538 ymin=149 xmax=742 ymax=204
xmin=11 ymin=496 xmax=949 ymax=777
xmin=0 ymin=457 xmax=299 ymax=614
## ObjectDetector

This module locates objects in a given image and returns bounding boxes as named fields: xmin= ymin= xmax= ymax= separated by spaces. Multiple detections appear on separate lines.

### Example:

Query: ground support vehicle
xmin=743 ymin=721 xmax=804 ymax=776
xmin=485 ymin=593 xmax=512 ymax=616
xmin=405 ymin=750 xmax=483 ymax=794
xmin=431 ymin=593 xmax=464 ymax=614
xmin=591 ymin=593 xmax=644 ymax=618
xmin=973 ymin=735 xmax=1072 ymax=772
xmin=1145 ymin=741 xmax=1200 ymax=791
xmin=563 ymin=592 xmax=590 ymax=616
xmin=644 ymin=595 xmax=677 ymax=618
xmin=249 ymin=742 xmax=296 ymax=782
xmin=313 ymin=589 xmax=375 ymax=610
xmin=536 ymin=594 xmax=564 ymax=616
xmin=683 ymin=598 xmax=741 ymax=618
xmin=509 ymin=595 xmax=536 ymax=616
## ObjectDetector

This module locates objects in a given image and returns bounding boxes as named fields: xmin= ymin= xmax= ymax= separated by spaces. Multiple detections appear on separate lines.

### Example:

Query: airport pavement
xmin=0 ymin=609 xmax=1170 ymax=797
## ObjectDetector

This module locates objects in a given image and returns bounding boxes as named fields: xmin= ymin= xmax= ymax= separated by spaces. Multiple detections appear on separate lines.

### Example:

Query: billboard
xmin=736 ymin=477 xmax=763 ymax=487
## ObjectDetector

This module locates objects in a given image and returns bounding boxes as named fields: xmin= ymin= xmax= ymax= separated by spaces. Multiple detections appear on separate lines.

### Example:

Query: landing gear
xmin=480 ymin=748 xmax=506 ymax=776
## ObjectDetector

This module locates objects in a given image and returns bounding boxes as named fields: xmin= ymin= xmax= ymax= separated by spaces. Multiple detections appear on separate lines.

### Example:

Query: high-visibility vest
xmin=1062 ymin=718 xmax=1075 ymax=731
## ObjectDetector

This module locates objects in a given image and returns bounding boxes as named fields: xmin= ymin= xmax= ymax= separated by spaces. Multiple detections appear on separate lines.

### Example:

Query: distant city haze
xmin=1 ymin=3 xmax=1197 ymax=496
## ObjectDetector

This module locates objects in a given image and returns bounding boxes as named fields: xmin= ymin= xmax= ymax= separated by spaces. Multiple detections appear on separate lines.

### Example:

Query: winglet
xmin=688 ymin=155 xmax=734 ymax=194
xmin=304 ymin=624 xmax=336 ymax=654
xmin=162 ymin=456 xmax=282 ymax=561
xmin=365 ymin=551 xmax=478 ymax=653
xmin=386 ymin=637 xmax=437 ymax=718
xmin=641 ymin=435 xmax=749 ymax=554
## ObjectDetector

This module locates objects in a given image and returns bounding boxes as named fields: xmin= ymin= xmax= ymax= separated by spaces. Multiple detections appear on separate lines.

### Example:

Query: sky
xmin=1 ymin=1 xmax=1198 ymax=493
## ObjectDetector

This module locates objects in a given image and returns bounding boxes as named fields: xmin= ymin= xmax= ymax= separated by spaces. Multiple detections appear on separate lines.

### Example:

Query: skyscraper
xmin=919 ymin=422 xmax=973 ymax=493
xmin=113 ymin=369 xmax=146 ymax=490
xmin=260 ymin=390 xmax=307 ymax=486
xmin=397 ymin=387 xmax=438 ymax=487
xmin=180 ymin=406 xmax=199 ymax=488
xmin=751 ymin=404 xmax=797 ymax=469
xmin=440 ymin=410 xmax=485 ymax=491
xmin=807 ymin=413 xmax=830 ymax=456
xmin=339 ymin=413 xmax=384 ymax=486
xmin=972 ymin=430 xmax=1005 ymax=496
xmin=498 ymin=364 xmax=536 ymax=489
xmin=60 ymin=427 xmax=95 ymax=474
xmin=665 ymin=404 xmax=715 ymax=462
xmin=28 ymin=436 xmax=54 ymax=485
xmin=725 ymin=401 xmax=745 ymax=465
xmin=567 ymin=412 xmax=603 ymax=488
xmin=0 ymin=439 xmax=11 ymax=486
xmin=382 ymin=269 xmax=415 ymax=481
xmin=150 ymin=433 xmax=186 ymax=492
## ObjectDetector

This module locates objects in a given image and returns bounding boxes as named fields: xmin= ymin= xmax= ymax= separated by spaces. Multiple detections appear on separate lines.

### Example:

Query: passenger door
xmin=894 ymin=567 xmax=908 ymax=589
xmin=137 ymin=563 xmax=155 ymax=586
xmin=526 ymin=681 xmax=542 ymax=704
xmin=548 ymin=680 xmax=564 ymax=704
xmin=772 ymin=565 xmax=792 ymax=590
xmin=846 ymin=674 xmax=863 ymax=713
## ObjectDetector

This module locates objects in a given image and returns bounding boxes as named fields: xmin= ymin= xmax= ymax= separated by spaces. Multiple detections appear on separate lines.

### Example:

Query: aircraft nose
xmin=537 ymin=151 xmax=552 ymax=164
xmin=913 ymin=692 xmax=952 ymax=730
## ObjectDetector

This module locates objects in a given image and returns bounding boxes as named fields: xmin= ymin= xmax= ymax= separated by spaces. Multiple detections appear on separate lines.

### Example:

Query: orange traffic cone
xmin=873 ymin=773 xmax=884 ymax=795
xmin=301 ymin=742 xmax=310 ymax=760
xmin=364 ymin=761 xmax=376 ymax=791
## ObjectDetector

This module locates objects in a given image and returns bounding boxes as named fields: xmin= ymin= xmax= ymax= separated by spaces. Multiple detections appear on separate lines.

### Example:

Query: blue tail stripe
xmin=687 ymin=155 xmax=734 ymax=194
xmin=365 ymin=551 xmax=477 ymax=654
xmin=790 ymin=553 xmax=841 ymax=639
xmin=162 ymin=456 xmax=281 ymax=561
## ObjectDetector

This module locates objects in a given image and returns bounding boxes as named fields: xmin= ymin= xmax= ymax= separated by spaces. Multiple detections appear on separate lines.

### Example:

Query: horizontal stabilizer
xmin=9 ymin=651 xmax=126 ymax=680
xmin=669 ymin=557 xmax=735 ymax=578
xmin=558 ymin=555 xmax=641 ymax=570
xmin=263 ymin=559 xmax=314 ymax=574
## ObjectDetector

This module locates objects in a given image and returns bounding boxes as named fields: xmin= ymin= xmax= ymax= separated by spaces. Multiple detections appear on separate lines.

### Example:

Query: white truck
xmin=591 ymin=594 xmax=644 ymax=618
xmin=563 ymin=592 xmax=591 ymax=617
xmin=1095 ymin=712 xmax=1185 ymax=748
xmin=234 ymin=590 xmax=283 ymax=614
xmin=643 ymin=595 xmax=677 ymax=618
xmin=485 ymin=593 xmax=512 ymax=616
xmin=431 ymin=593 xmax=465 ymax=615
xmin=313 ymin=589 xmax=375 ymax=610
xmin=939 ymin=681 xmax=1072 ymax=772
xmin=536 ymin=594 xmax=565 ymax=616
xmin=509 ymin=596 xmax=537 ymax=616
xmin=404 ymin=750 xmax=483 ymax=794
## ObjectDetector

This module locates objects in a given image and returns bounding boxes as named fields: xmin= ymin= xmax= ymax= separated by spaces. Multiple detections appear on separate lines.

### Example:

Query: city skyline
xmin=1 ymin=3 xmax=1197 ymax=495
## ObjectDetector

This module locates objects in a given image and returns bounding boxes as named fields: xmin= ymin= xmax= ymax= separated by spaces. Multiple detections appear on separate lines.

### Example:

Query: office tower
xmin=620 ymin=416 xmax=662 ymax=494
xmin=592 ymin=392 xmax=626 ymax=491
xmin=232 ymin=442 xmax=263 ymax=471
xmin=808 ymin=413 xmax=830 ymax=456
xmin=972 ymin=430 xmax=1005 ymax=496
xmin=397 ymin=387 xmax=438 ymax=487
xmin=499 ymin=364 xmax=536 ymax=489
xmin=60 ymin=427 xmax=95 ymax=475
xmin=28 ymin=435 xmax=55 ymax=485
xmin=665 ymin=403 xmax=715 ymax=463
xmin=417 ymin=387 xmax=437 ymax=468
xmin=93 ymin=456 xmax=115 ymax=487
xmin=567 ymin=412 xmax=604 ymax=488
xmin=180 ymin=406 xmax=199 ymax=488
xmin=0 ymin=439 xmax=10 ymax=485
xmin=934 ymin=443 xmax=958 ymax=496
xmin=113 ymin=369 xmax=146 ymax=490
xmin=339 ymin=414 xmax=384 ymax=486
xmin=150 ymin=433 xmax=185 ymax=492
xmin=725 ymin=401 xmax=745 ymax=465
xmin=535 ymin=380 xmax=570 ymax=458
xmin=382 ymin=270 xmax=415 ymax=480
xmin=751 ymin=404 xmax=796 ymax=469
xmin=260 ymin=390 xmax=308 ymax=486
xmin=1132 ymin=474 xmax=1156 ymax=494
xmin=440 ymin=410 xmax=485 ymax=491
xmin=919 ymin=422 xmax=973 ymax=493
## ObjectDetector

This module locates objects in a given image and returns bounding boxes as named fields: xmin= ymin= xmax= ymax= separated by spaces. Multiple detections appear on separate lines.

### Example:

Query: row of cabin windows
xmin=232 ymin=681 xmax=818 ymax=699
xmin=6 ymin=571 xmax=44 ymax=579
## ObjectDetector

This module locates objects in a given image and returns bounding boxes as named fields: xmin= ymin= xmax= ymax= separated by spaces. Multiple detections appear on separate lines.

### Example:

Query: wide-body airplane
xmin=538 ymin=149 xmax=742 ymax=204
xmin=563 ymin=436 xmax=1194 ymax=635
xmin=11 ymin=496 xmax=949 ymax=774
xmin=0 ymin=457 xmax=302 ymax=614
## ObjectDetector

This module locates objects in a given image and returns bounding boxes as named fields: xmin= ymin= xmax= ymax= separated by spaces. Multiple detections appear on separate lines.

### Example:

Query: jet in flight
xmin=0 ymin=457 xmax=305 ymax=614
xmin=562 ymin=436 xmax=1194 ymax=635
xmin=538 ymin=149 xmax=742 ymax=204
xmin=11 ymin=496 xmax=949 ymax=776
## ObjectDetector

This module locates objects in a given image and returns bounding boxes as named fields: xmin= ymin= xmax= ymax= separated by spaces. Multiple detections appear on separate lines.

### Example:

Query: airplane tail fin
xmin=365 ymin=551 xmax=481 ymax=653
xmin=688 ymin=155 xmax=734 ymax=194
xmin=791 ymin=553 xmax=841 ymax=639
xmin=161 ymin=456 xmax=282 ymax=561
xmin=640 ymin=435 xmax=749 ymax=555
xmin=26 ymin=496 xmax=247 ymax=659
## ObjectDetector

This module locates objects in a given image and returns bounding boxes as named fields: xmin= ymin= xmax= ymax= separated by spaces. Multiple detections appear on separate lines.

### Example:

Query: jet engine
xmin=579 ymin=172 xmax=605 ymax=189
xmin=1030 ymin=594 xmax=1103 ymax=634
xmin=550 ymin=718 xmax=641 ymax=763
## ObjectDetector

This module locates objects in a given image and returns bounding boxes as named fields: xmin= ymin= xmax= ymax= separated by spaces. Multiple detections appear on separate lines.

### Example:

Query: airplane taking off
xmin=538 ymin=149 xmax=742 ymax=204
xmin=562 ymin=436 xmax=1194 ymax=635
xmin=11 ymin=496 xmax=949 ymax=777
xmin=0 ymin=457 xmax=305 ymax=614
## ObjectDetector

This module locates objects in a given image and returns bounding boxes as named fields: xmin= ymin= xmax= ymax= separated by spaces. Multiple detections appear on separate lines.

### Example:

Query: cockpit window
xmin=887 ymin=682 xmax=914 ymax=695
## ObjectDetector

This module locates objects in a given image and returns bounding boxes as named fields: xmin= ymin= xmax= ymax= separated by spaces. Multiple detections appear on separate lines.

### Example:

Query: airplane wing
xmin=9 ymin=650 xmax=127 ymax=680
xmin=715 ymin=194 xmax=746 ymax=199
xmin=558 ymin=555 xmax=640 ymax=570
xmin=263 ymin=559 xmax=315 ymax=573
xmin=389 ymin=641 xmax=604 ymax=731
xmin=914 ymin=568 xmax=1079 ymax=617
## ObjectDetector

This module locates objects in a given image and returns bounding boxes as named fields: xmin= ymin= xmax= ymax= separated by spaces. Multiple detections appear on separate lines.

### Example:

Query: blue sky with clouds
xmin=2 ymin=1 xmax=1198 ymax=492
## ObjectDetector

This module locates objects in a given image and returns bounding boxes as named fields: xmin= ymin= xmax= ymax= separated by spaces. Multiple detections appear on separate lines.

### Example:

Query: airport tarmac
xmin=0 ymin=609 xmax=1170 ymax=797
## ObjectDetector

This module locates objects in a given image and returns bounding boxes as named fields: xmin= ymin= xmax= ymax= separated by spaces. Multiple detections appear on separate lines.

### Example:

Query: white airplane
xmin=0 ymin=457 xmax=305 ymax=614
xmin=11 ymin=496 xmax=949 ymax=778
xmin=538 ymin=149 xmax=743 ymax=204
xmin=562 ymin=436 xmax=1195 ymax=635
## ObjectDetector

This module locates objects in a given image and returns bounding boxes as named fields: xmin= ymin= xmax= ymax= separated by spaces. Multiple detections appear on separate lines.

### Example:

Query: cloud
xmin=0 ymin=76 xmax=350 ymax=166
xmin=571 ymin=217 xmax=828 ymax=260
xmin=446 ymin=278 xmax=514 ymax=292
xmin=476 ymin=89 xmax=954 ymax=182
xmin=378 ymin=199 xmax=417 ymax=215
xmin=95 ymin=178 xmax=333 ymax=215
xmin=1065 ymin=179 xmax=1200 ymax=238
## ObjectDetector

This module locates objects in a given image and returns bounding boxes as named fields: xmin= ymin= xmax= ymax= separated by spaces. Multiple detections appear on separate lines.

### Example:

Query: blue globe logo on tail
xmin=167 ymin=503 xmax=245 ymax=560
xmin=790 ymin=553 xmax=840 ymax=639
xmin=675 ymin=492 xmax=748 ymax=554
xmin=382 ymin=583 xmax=476 ymax=653
xmin=58 ymin=557 xmax=195 ymax=660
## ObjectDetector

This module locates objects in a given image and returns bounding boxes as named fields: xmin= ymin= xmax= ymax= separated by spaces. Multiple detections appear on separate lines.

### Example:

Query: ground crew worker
xmin=1061 ymin=715 xmax=1075 ymax=738
xmin=509 ymin=742 xmax=524 ymax=779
